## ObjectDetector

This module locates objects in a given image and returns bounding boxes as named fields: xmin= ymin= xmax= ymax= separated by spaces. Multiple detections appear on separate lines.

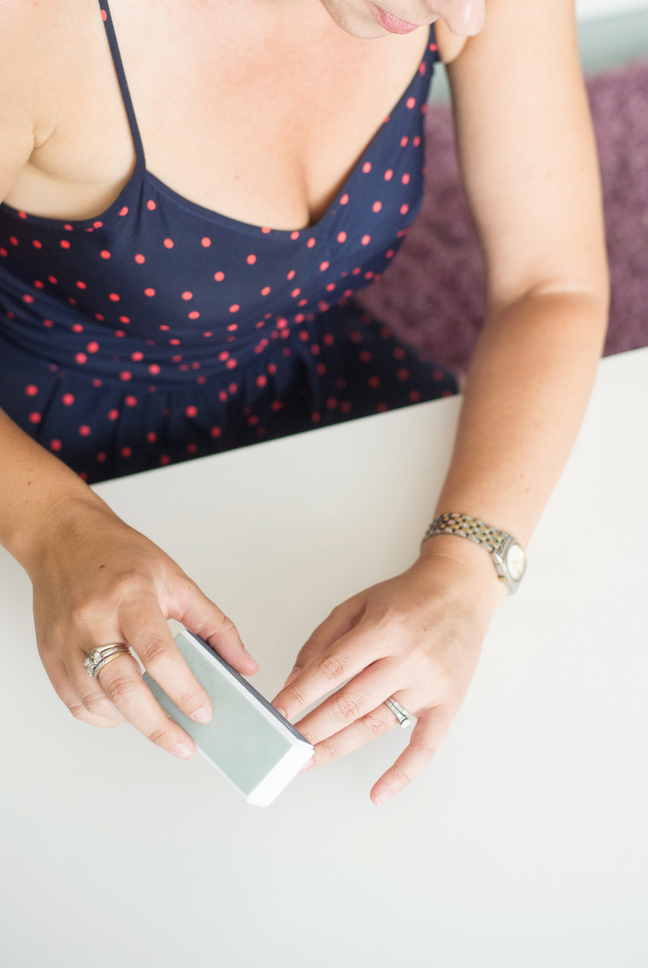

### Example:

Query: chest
xmin=12 ymin=0 xmax=431 ymax=230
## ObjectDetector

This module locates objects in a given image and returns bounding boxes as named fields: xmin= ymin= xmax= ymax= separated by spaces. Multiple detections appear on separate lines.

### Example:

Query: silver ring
xmin=84 ymin=644 xmax=131 ymax=678
xmin=384 ymin=698 xmax=415 ymax=730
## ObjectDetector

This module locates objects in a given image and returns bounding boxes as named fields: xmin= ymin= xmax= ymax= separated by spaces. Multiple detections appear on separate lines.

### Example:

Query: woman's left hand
xmin=271 ymin=536 xmax=508 ymax=804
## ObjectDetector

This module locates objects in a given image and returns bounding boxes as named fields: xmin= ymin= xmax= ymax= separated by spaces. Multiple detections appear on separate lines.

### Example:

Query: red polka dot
xmin=307 ymin=238 xmax=316 ymax=248
xmin=359 ymin=350 xmax=372 ymax=362
xmin=0 ymin=248 xmax=7 ymax=257
xmin=92 ymin=378 xmax=102 ymax=387
xmin=337 ymin=232 xmax=347 ymax=243
xmin=163 ymin=238 xmax=174 ymax=248
xmin=261 ymin=226 xmax=271 ymax=234
xmin=372 ymin=201 xmax=382 ymax=213
xmin=226 ymin=358 xmax=237 ymax=369
xmin=119 ymin=206 xmax=129 ymax=216
xmin=25 ymin=384 xmax=38 ymax=397
xmin=429 ymin=42 xmax=437 ymax=51
xmin=181 ymin=291 xmax=193 ymax=300
xmin=413 ymin=136 xmax=421 ymax=147
xmin=108 ymin=409 xmax=119 ymax=421
xmin=100 ymin=250 xmax=111 ymax=259
xmin=291 ymin=288 xmax=301 ymax=298
xmin=326 ymin=397 xmax=337 ymax=410
xmin=218 ymin=351 xmax=229 ymax=361
xmin=261 ymin=286 xmax=271 ymax=296
xmin=256 ymin=375 xmax=267 ymax=388
xmin=121 ymin=447 xmax=132 ymax=458
xmin=125 ymin=395 xmax=138 ymax=407
xmin=79 ymin=425 xmax=91 ymax=436
xmin=433 ymin=369 xmax=446 ymax=381
xmin=400 ymin=137 xmax=409 ymax=148
xmin=214 ymin=271 xmax=225 ymax=282
xmin=290 ymin=231 xmax=300 ymax=240
xmin=160 ymin=455 xmax=171 ymax=465
xmin=147 ymin=200 xmax=156 ymax=211
xmin=130 ymin=351 xmax=143 ymax=362
xmin=419 ymin=63 xmax=426 ymax=76
xmin=362 ymin=162 xmax=372 ymax=174
xmin=400 ymin=204 xmax=409 ymax=215
xmin=86 ymin=341 xmax=99 ymax=353
xmin=385 ymin=249 xmax=395 ymax=259
xmin=340 ymin=194 xmax=349 ymax=205
xmin=361 ymin=235 xmax=371 ymax=246
xmin=188 ymin=311 xmax=200 ymax=319
xmin=146 ymin=431 xmax=157 ymax=443
xmin=60 ymin=240 xmax=70 ymax=249
xmin=409 ymin=390 xmax=421 ymax=402
xmin=148 ymin=364 xmax=160 ymax=375
xmin=397 ymin=369 xmax=409 ymax=381
xmin=406 ymin=97 xmax=416 ymax=109
xmin=101 ymin=8 xmax=107 ymax=19
xmin=144 ymin=288 xmax=155 ymax=297
xmin=368 ymin=376 xmax=380 ymax=388
xmin=33 ymin=240 xmax=42 ymax=249
xmin=22 ymin=294 xmax=34 ymax=304
xmin=119 ymin=371 xmax=132 ymax=381
xmin=246 ymin=254 xmax=257 ymax=265
xmin=228 ymin=382 xmax=237 ymax=394
xmin=50 ymin=439 xmax=62 ymax=452
xmin=185 ymin=405 xmax=198 ymax=418
xmin=210 ymin=426 xmax=222 ymax=438
xmin=75 ymin=353 xmax=87 ymax=364
xmin=62 ymin=393 xmax=75 ymax=406
xmin=9 ymin=237 xmax=18 ymax=246
xmin=319 ymin=261 xmax=330 ymax=272
xmin=109 ymin=292 xmax=120 ymax=301
xmin=229 ymin=304 xmax=240 ymax=313
xmin=115 ymin=330 xmax=125 ymax=337
xmin=43 ymin=319 xmax=53 ymax=327
xmin=64 ymin=224 xmax=73 ymax=232
xmin=134 ymin=254 xmax=146 ymax=265
xmin=186 ymin=443 xmax=198 ymax=454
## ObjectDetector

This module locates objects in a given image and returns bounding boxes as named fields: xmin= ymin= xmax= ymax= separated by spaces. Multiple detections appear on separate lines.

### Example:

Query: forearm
xmin=0 ymin=407 xmax=110 ymax=570
xmin=420 ymin=289 xmax=608 ymax=586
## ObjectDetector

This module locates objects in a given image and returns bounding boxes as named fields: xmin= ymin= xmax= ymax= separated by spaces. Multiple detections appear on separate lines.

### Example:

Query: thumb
xmin=171 ymin=578 xmax=259 ymax=676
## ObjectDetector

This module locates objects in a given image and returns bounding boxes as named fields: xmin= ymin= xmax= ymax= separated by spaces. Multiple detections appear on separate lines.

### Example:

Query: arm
xmin=0 ymin=9 xmax=256 ymax=753
xmin=271 ymin=0 xmax=609 ymax=800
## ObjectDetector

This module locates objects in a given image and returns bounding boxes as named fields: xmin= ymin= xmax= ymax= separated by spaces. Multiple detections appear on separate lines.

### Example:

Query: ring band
xmin=84 ymin=644 xmax=131 ymax=678
xmin=384 ymin=697 xmax=415 ymax=730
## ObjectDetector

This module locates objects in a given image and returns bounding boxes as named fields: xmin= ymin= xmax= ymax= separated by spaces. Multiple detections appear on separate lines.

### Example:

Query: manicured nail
xmin=171 ymin=742 xmax=195 ymax=760
xmin=275 ymin=707 xmax=288 ymax=719
xmin=191 ymin=705 xmax=213 ymax=724
xmin=300 ymin=756 xmax=315 ymax=772
xmin=373 ymin=787 xmax=392 ymax=804
xmin=283 ymin=666 xmax=300 ymax=687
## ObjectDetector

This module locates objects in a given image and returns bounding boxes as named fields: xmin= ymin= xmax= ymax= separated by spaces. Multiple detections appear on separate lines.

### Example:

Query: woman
xmin=0 ymin=0 xmax=609 ymax=804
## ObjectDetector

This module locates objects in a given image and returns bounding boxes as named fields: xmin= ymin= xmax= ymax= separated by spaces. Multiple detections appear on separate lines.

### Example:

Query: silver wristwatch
xmin=421 ymin=512 xmax=527 ymax=594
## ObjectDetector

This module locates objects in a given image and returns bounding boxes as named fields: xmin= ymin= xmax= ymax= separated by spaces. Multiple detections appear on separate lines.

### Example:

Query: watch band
xmin=420 ymin=512 xmax=526 ymax=594
xmin=421 ymin=512 xmax=511 ymax=555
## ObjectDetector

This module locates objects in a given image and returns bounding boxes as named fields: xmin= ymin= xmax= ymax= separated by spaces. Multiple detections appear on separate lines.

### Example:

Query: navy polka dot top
xmin=0 ymin=0 xmax=457 ymax=483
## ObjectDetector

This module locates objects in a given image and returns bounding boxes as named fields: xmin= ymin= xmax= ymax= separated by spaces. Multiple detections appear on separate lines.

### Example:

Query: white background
xmin=576 ymin=0 xmax=648 ymax=20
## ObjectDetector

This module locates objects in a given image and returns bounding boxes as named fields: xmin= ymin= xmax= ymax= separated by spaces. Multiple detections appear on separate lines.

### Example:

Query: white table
xmin=1 ymin=348 xmax=647 ymax=968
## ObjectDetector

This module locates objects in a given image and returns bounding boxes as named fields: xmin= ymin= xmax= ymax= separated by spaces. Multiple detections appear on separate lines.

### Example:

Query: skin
xmin=0 ymin=0 xmax=609 ymax=800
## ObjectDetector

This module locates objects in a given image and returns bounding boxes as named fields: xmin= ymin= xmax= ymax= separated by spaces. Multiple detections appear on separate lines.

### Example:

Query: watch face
xmin=506 ymin=543 xmax=526 ymax=583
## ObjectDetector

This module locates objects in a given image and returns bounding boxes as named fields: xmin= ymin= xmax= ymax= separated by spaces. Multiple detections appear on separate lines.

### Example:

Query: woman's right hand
xmin=24 ymin=495 xmax=258 ymax=759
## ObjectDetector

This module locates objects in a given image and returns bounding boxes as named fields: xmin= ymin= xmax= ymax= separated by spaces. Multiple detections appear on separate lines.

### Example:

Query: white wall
xmin=576 ymin=0 xmax=648 ymax=20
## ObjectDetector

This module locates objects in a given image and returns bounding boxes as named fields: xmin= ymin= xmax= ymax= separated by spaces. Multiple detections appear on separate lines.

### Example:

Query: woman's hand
xmin=25 ymin=495 xmax=258 ymax=759
xmin=271 ymin=536 xmax=507 ymax=804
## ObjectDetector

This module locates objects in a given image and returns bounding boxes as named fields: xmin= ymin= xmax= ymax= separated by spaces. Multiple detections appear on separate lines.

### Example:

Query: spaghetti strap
xmin=98 ymin=0 xmax=146 ymax=171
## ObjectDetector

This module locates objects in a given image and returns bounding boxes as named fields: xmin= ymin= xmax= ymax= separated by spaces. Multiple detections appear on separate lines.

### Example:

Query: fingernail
xmin=171 ymin=742 xmax=195 ymax=760
xmin=243 ymin=648 xmax=259 ymax=666
xmin=300 ymin=756 xmax=315 ymax=772
xmin=191 ymin=705 xmax=213 ymax=724
xmin=275 ymin=707 xmax=288 ymax=719
xmin=283 ymin=666 xmax=300 ymax=688
xmin=373 ymin=787 xmax=392 ymax=804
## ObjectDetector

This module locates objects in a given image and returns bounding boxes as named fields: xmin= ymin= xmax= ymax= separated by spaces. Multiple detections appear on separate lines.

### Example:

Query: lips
xmin=367 ymin=2 xmax=421 ymax=34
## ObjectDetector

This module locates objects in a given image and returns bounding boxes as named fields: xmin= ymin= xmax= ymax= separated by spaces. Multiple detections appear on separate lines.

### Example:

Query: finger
xmin=292 ymin=659 xmax=401 ymax=745
xmin=282 ymin=599 xmax=364 ymax=687
xmin=271 ymin=623 xmax=390 ymax=720
xmin=119 ymin=590 xmax=214 ymax=725
xmin=41 ymin=651 xmax=124 ymax=728
xmin=302 ymin=700 xmax=400 ymax=770
xmin=92 ymin=651 xmax=197 ymax=758
xmin=173 ymin=580 xmax=259 ymax=676
xmin=370 ymin=705 xmax=454 ymax=805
